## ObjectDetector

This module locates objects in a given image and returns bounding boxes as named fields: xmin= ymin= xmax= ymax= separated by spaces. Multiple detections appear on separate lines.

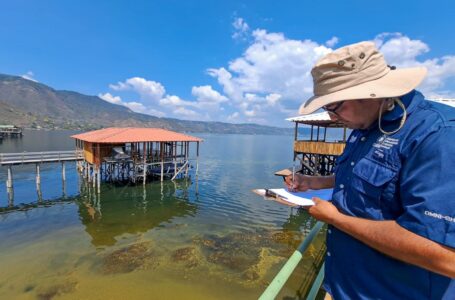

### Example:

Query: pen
xmin=292 ymin=163 xmax=295 ymax=191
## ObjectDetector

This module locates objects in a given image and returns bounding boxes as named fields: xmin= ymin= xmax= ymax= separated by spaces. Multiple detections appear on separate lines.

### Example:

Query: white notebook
xmin=266 ymin=188 xmax=333 ymax=206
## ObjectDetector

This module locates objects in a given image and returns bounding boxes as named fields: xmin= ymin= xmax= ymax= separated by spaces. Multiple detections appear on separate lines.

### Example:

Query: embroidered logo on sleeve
xmin=425 ymin=210 xmax=455 ymax=223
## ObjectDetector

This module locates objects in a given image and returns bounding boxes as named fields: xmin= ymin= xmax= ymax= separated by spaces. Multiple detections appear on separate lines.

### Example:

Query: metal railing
xmin=259 ymin=221 xmax=326 ymax=300
xmin=0 ymin=150 xmax=84 ymax=166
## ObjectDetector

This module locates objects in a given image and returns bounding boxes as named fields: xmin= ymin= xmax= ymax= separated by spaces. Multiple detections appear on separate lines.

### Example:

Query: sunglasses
xmin=322 ymin=101 xmax=345 ymax=115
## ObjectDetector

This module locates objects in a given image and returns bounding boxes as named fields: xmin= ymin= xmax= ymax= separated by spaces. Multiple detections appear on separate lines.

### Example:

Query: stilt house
xmin=287 ymin=112 xmax=347 ymax=175
xmin=72 ymin=128 xmax=202 ymax=185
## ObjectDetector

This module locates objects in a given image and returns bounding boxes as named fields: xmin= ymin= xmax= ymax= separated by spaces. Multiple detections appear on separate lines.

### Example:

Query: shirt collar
xmin=382 ymin=90 xmax=423 ymax=122
xmin=359 ymin=90 xmax=424 ymax=134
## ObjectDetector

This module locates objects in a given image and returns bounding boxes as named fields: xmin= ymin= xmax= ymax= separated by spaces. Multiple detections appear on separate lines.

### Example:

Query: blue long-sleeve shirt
xmin=324 ymin=90 xmax=455 ymax=300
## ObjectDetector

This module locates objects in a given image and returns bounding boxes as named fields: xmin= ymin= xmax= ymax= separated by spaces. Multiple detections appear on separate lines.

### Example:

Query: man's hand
xmin=284 ymin=173 xmax=310 ymax=191
xmin=284 ymin=174 xmax=336 ymax=192
xmin=307 ymin=197 xmax=340 ymax=224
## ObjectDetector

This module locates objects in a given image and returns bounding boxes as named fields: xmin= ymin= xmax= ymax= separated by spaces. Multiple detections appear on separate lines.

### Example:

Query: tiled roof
xmin=71 ymin=127 xmax=203 ymax=143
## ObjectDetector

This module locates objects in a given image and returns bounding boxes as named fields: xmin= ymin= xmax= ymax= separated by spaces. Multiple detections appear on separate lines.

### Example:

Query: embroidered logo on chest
xmin=349 ymin=134 xmax=357 ymax=143
xmin=373 ymin=135 xmax=399 ymax=150
xmin=372 ymin=135 xmax=399 ymax=161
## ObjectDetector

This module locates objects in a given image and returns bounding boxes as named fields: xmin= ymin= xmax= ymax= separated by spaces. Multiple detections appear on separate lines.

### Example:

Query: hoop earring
xmin=378 ymin=98 xmax=407 ymax=135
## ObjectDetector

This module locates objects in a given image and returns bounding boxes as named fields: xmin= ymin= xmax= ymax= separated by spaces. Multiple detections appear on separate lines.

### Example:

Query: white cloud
xmin=159 ymin=95 xmax=197 ymax=107
xmin=244 ymin=109 xmax=256 ymax=117
xmin=325 ymin=36 xmax=339 ymax=48
xmin=374 ymin=33 xmax=455 ymax=96
xmin=124 ymin=101 xmax=147 ymax=113
xmin=227 ymin=112 xmax=240 ymax=122
xmin=191 ymin=85 xmax=228 ymax=104
xmin=99 ymin=92 xmax=122 ymax=104
xmin=266 ymin=93 xmax=282 ymax=106
xmin=21 ymin=71 xmax=37 ymax=82
xmin=208 ymin=29 xmax=332 ymax=123
xmin=210 ymin=29 xmax=331 ymax=103
xmin=375 ymin=33 xmax=429 ymax=66
xmin=110 ymin=77 xmax=165 ymax=101
xmin=173 ymin=107 xmax=200 ymax=118
xmin=98 ymin=28 xmax=455 ymax=127
xmin=232 ymin=17 xmax=250 ymax=40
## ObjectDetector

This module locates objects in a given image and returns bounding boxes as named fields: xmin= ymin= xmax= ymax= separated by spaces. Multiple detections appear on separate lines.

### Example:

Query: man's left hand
xmin=307 ymin=197 xmax=341 ymax=224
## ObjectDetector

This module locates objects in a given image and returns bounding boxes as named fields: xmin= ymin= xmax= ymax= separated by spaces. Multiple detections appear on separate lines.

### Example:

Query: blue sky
xmin=1 ymin=0 xmax=454 ymax=127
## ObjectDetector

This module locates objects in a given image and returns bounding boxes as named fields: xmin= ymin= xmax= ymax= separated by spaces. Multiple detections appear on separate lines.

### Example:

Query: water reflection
xmin=282 ymin=208 xmax=318 ymax=234
xmin=76 ymin=180 xmax=198 ymax=247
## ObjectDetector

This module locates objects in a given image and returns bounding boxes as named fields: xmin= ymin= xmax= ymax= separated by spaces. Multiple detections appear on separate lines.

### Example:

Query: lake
xmin=0 ymin=130 xmax=325 ymax=300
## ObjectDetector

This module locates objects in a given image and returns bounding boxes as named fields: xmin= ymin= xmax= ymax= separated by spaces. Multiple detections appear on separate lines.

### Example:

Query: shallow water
xmin=0 ymin=131 xmax=326 ymax=299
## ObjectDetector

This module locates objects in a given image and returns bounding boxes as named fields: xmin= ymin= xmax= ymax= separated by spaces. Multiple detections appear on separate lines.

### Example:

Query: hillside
xmin=0 ymin=74 xmax=293 ymax=135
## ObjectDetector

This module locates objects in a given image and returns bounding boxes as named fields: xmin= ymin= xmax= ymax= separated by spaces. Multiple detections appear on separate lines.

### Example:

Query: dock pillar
xmin=196 ymin=142 xmax=199 ymax=177
xmin=92 ymin=166 xmax=96 ymax=189
xmin=61 ymin=162 xmax=66 ymax=182
xmin=7 ymin=187 xmax=14 ymax=207
xmin=161 ymin=161 xmax=164 ymax=182
xmin=185 ymin=142 xmax=189 ymax=177
xmin=6 ymin=166 xmax=13 ymax=189
xmin=97 ymin=166 xmax=101 ymax=194
xmin=143 ymin=144 xmax=147 ymax=185
xmin=35 ymin=164 xmax=41 ymax=190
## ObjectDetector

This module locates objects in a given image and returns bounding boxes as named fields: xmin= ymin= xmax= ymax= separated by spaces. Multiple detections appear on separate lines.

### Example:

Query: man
xmin=285 ymin=41 xmax=455 ymax=299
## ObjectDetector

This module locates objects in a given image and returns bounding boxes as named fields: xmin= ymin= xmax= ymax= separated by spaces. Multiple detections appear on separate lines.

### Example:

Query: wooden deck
xmin=0 ymin=150 xmax=84 ymax=166
xmin=0 ymin=126 xmax=23 ymax=136
xmin=294 ymin=140 xmax=345 ymax=156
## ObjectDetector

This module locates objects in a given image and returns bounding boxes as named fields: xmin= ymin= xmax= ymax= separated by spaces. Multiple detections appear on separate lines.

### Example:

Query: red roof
xmin=71 ymin=128 xmax=203 ymax=143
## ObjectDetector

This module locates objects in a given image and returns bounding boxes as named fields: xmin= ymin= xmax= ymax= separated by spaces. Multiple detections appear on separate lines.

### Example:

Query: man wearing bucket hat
xmin=285 ymin=41 xmax=455 ymax=299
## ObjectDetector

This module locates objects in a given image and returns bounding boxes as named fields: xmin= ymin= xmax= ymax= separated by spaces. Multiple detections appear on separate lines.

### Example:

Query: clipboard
xmin=252 ymin=188 xmax=299 ymax=207
xmin=252 ymin=188 xmax=333 ymax=207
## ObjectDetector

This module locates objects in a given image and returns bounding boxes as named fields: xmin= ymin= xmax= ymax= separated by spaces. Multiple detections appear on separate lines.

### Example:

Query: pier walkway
xmin=1 ymin=150 xmax=84 ymax=194
xmin=0 ymin=125 xmax=23 ymax=137
xmin=0 ymin=150 xmax=83 ymax=166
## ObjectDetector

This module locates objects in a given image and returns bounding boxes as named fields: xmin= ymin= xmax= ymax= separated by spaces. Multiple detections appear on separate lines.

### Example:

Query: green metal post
xmin=259 ymin=221 xmax=324 ymax=300
xmin=306 ymin=262 xmax=325 ymax=300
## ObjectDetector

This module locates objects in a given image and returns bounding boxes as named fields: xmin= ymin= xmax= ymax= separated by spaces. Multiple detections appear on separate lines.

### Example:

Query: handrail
xmin=259 ymin=221 xmax=325 ymax=300
xmin=0 ymin=150 xmax=84 ymax=165
xmin=306 ymin=262 xmax=325 ymax=300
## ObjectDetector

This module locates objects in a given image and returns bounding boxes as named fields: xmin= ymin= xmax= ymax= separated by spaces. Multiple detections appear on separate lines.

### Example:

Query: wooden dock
xmin=1 ymin=150 xmax=84 ymax=199
xmin=0 ymin=125 xmax=23 ymax=137
xmin=0 ymin=150 xmax=83 ymax=166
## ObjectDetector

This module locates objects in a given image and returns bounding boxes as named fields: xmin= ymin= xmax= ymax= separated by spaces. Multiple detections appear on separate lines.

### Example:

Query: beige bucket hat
xmin=299 ymin=41 xmax=427 ymax=115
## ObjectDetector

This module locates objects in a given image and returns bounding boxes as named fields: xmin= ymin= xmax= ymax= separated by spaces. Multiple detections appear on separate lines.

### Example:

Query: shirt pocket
xmin=350 ymin=158 xmax=397 ymax=219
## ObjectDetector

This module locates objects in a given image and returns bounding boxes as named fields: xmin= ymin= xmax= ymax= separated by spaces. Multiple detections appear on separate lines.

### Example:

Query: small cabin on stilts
xmin=71 ymin=128 xmax=202 ymax=192
xmin=287 ymin=112 xmax=347 ymax=175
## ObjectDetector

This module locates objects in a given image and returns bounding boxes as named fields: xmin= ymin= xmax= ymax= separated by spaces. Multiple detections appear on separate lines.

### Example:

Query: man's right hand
xmin=284 ymin=173 xmax=336 ymax=191
xmin=284 ymin=173 xmax=311 ymax=192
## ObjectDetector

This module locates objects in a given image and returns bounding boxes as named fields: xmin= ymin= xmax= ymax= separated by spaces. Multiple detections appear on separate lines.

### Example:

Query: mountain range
xmin=0 ymin=73 xmax=293 ymax=135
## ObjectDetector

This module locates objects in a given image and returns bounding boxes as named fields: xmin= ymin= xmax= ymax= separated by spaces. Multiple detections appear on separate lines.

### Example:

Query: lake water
xmin=0 ymin=130 xmax=326 ymax=300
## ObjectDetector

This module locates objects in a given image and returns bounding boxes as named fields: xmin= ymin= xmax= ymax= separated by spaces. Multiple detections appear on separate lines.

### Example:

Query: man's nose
xmin=329 ymin=113 xmax=339 ymax=121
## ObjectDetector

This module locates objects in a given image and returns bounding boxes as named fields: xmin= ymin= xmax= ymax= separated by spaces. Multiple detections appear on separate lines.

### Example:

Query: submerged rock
xmin=193 ymin=230 xmax=291 ymax=277
xmin=36 ymin=280 xmax=77 ymax=300
xmin=171 ymin=246 xmax=201 ymax=268
xmin=207 ymin=248 xmax=260 ymax=272
xmin=101 ymin=241 xmax=158 ymax=274
xmin=23 ymin=284 xmax=35 ymax=293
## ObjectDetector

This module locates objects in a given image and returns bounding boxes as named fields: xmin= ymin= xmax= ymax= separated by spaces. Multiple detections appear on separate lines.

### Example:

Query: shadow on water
xmin=76 ymin=180 xmax=198 ymax=247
